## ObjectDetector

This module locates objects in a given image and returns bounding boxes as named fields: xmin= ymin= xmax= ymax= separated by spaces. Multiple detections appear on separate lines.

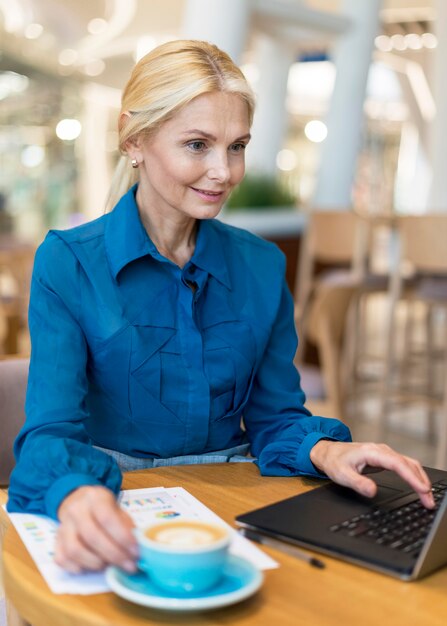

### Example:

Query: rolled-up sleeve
xmin=7 ymin=234 xmax=122 ymax=519
xmin=243 ymin=266 xmax=352 ymax=478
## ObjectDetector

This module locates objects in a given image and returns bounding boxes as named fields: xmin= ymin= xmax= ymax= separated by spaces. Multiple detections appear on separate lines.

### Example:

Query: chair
xmin=294 ymin=210 xmax=363 ymax=339
xmin=0 ymin=357 xmax=29 ymax=486
xmin=377 ymin=215 xmax=447 ymax=467
xmin=294 ymin=209 xmax=391 ymax=421
xmin=0 ymin=357 xmax=29 ymax=626
xmin=293 ymin=208 xmax=384 ymax=358
xmin=0 ymin=244 xmax=35 ymax=354
xmin=0 ymin=303 xmax=7 ymax=355
xmin=301 ymin=280 xmax=359 ymax=421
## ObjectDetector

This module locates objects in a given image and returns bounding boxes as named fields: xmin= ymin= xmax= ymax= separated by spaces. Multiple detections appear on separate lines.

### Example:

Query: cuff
xmin=44 ymin=473 xmax=103 ymax=520
xmin=296 ymin=432 xmax=336 ymax=478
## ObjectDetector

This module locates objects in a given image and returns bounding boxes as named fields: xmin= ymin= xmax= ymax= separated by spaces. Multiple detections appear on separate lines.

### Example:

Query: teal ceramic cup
xmin=134 ymin=520 xmax=231 ymax=595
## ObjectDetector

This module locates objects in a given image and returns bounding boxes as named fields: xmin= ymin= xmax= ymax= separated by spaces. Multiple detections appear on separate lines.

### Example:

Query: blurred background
xmin=1 ymin=0 xmax=447 ymax=465
xmin=2 ymin=0 xmax=443 ymax=234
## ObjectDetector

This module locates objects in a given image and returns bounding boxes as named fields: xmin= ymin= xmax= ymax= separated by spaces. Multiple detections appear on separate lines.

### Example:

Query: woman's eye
xmin=230 ymin=143 xmax=246 ymax=153
xmin=187 ymin=141 xmax=206 ymax=152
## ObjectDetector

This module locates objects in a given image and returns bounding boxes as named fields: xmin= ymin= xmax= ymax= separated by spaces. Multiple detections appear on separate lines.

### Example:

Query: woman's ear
xmin=120 ymin=112 xmax=141 ymax=156
xmin=119 ymin=110 xmax=132 ymax=128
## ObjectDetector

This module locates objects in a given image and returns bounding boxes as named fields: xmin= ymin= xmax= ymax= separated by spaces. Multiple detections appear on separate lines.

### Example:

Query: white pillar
xmin=247 ymin=35 xmax=295 ymax=175
xmin=313 ymin=0 xmax=382 ymax=209
xmin=180 ymin=0 xmax=253 ymax=62
xmin=428 ymin=0 xmax=447 ymax=212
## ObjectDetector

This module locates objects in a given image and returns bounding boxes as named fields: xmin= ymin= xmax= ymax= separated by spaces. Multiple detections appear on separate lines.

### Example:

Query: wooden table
xmin=3 ymin=463 xmax=447 ymax=626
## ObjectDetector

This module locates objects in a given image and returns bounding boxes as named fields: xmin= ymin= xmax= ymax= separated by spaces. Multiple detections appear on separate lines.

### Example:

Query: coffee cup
xmin=134 ymin=519 xmax=231 ymax=595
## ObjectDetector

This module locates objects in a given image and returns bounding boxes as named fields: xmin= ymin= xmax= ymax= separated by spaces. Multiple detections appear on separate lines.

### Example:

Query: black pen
xmin=239 ymin=528 xmax=326 ymax=569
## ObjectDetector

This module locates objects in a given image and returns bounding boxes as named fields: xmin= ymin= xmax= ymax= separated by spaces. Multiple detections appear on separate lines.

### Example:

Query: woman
xmin=7 ymin=40 xmax=433 ymax=574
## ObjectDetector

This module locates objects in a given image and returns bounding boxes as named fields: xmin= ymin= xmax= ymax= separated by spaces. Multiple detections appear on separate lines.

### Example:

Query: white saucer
xmin=106 ymin=555 xmax=263 ymax=612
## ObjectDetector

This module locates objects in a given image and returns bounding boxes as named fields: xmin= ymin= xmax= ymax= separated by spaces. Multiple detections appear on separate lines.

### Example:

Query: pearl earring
xmin=131 ymin=158 xmax=139 ymax=169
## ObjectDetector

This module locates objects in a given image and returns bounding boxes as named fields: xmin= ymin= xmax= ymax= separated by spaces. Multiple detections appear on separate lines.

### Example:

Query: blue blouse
xmin=7 ymin=186 xmax=351 ymax=519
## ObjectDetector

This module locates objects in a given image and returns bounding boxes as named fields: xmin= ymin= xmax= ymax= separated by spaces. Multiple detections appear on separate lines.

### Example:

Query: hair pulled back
xmin=107 ymin=39 xmax=255 ymax=210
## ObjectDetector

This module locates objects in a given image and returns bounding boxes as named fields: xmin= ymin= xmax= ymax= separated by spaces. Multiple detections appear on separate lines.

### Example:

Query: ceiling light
xmin=421 ymin=33 xmax=437 ymax=49
xmin=390 ymin=34 xmax=407 ymax=51
xmin=83 ymin=59 xmax=106 ymax=76
xmin=276 ymin=149 xmax=297 ymax=172
xmin=87 ymin=18 xmax=108 ymax=35
xmin=375 ymin=35 xmax=392 ymax=52
xmin=304 ymin=120 xmax=327 ymax=143
xmin=405 ymin=34 xmax=422 ymax=50
xmin=24 ymin=23 xmax=43 ymax=39
xmin=21 ymin=146 xmax=45 ymax=168
xmin=0 ymin=71 xmax=29 ymax=100
xmin=56 ymin=119 xmax=82 ymax=141
xmin=59 ymin=49 xmax=78 ymax=66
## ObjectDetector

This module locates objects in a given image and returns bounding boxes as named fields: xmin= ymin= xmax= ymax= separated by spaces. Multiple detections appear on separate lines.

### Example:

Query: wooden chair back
xmin=0 ymin=357 xmax=29 ymax=486
xmin=304 ymin=210 xmax=361 ymax=263
xmin=294 ymin=209 xmax=370 ymax=317
xmin=398 ymin=215 xmax=447 ymax=274
xmin=0 ymin=245 xmax=35 ymax=354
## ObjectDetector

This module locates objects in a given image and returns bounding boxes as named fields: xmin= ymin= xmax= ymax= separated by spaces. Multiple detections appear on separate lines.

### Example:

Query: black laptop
xmin=236 ymin=466 xmax=447 ymax=580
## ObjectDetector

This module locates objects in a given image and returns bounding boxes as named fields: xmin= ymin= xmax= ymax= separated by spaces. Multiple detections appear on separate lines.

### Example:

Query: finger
xmin=92 ymin=505 xmax=138 ymax=559
xmin=78 ymin=511 xmax=137 ymax=570
xmin=419 ymin=490 xmax=435 ymax=509
xmin=55 ymin=522 xmax=106 ymax=572
xmin=403 ymin=456 xmax=432 ymax=491
xmin=356 ymin=445 xmax=421 ymax=488
xmin=331 ymin=466 xmax=378 ymax=498
xmin=328 ymin=463 xmax=377 ymax=498
xmin=357 ymin=446 xmax=434 ymax=507
xmin=398 ymin=460 xmax=434 ymax=508
xmin=385 ymin=456 xmax=432 ymax=502
xmin=58 ymin=487 xmax=138 ymax=570
xmin=54 ymin=540 xmax=82 ymax=574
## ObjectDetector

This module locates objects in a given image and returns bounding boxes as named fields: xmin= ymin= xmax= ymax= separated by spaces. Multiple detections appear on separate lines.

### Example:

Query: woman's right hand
xmin=55 ymin=485 xmax=138 ymax=574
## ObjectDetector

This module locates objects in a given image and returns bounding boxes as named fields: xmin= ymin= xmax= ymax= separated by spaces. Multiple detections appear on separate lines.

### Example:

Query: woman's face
xmin=130 ymin=91 xmax=251 ymax=221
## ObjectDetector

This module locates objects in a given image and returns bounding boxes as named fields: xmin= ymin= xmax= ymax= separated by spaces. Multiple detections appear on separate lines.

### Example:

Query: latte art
xmin=136 ymin=519 xmax=231 ymax=594
xmin=144 ymin=521 xmax=227 ymax=547
xmin=152 ymin=527 xmax=216 ymax=547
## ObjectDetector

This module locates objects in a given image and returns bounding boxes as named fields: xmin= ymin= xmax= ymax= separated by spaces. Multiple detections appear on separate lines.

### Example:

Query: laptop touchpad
xmin=369 ymin=484 xmax=402 ymax=504
xmin=326 ymin=483 xmax=402 ymax=505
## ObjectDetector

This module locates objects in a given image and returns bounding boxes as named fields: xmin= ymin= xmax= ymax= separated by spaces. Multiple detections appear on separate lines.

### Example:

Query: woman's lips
xmin=190 ymin=187 xmax=225 ymax=202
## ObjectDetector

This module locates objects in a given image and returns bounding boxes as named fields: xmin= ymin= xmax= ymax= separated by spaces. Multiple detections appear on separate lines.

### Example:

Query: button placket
xmin=177 ymin=277 xmax=210 ymax=451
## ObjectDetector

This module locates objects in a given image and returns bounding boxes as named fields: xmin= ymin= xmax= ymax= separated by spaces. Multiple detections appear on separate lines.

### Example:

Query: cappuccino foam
xmin=145 ymin=521 xmax=226 ymax=547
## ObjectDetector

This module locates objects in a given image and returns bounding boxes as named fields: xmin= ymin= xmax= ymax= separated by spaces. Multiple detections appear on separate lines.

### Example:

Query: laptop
xmin=235 ymin=466 xmax=447 ymax=580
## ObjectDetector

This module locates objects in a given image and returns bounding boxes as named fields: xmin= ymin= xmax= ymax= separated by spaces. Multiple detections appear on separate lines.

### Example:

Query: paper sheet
xmin=6 ymin=486 xmax=278 ymax=594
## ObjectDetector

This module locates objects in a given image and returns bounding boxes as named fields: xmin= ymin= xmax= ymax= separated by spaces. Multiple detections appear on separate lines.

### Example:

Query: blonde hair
xmin=106 ymin=39 xmax=255 ymax=210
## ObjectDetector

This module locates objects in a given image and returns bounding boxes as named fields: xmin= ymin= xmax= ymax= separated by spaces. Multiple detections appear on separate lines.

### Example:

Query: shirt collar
xmin=105 ymin=185 xmax=157 ymax=280
xmin=192 ymin=220 xmax=232 ymax=290
xmin=105 ymin=185 xmax=232 ymax=289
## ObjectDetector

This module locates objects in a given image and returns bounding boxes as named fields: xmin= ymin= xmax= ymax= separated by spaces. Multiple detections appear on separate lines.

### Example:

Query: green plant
xmin=225 ymin=173 xmax=297 ymax=212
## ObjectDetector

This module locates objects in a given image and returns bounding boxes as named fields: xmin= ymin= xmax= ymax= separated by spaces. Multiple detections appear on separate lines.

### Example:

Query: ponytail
xmin=105 ymin=155 xmax=139 ymax=213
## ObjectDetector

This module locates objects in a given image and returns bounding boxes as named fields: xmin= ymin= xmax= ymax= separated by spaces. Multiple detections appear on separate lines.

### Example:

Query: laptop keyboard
xmin=329 ymin=480 xmax=447 ymax=557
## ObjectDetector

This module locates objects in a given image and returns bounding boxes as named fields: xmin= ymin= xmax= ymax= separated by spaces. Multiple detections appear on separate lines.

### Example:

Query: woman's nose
xmin=207 ymin=152 xmax=231 ymax=183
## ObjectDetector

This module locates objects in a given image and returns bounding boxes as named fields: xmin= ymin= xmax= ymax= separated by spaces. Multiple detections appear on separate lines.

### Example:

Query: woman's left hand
xmin=309 ymin=440 xmax=435 ymax=509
